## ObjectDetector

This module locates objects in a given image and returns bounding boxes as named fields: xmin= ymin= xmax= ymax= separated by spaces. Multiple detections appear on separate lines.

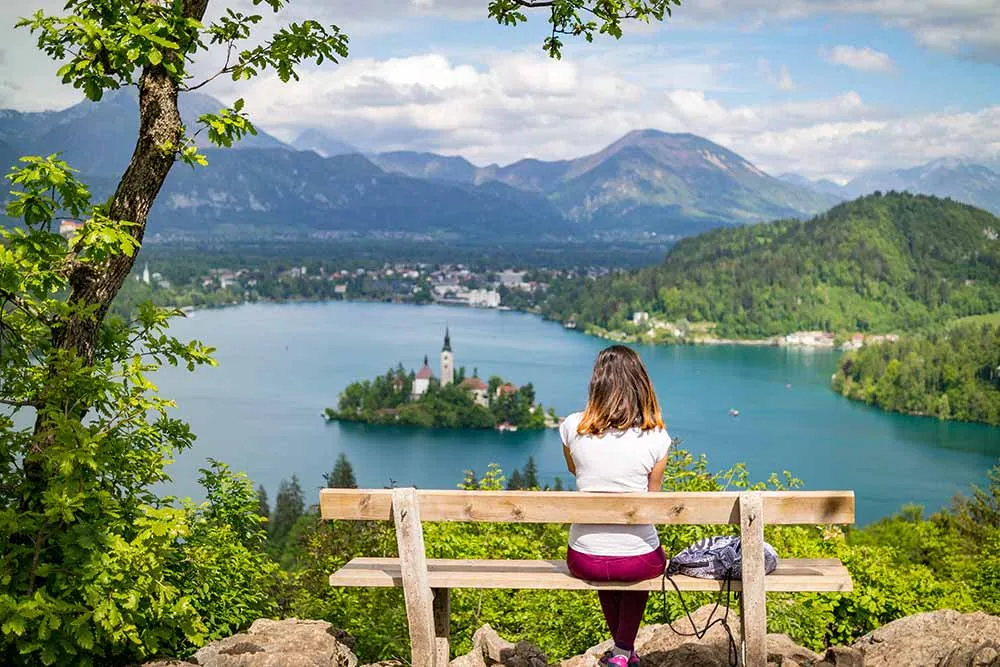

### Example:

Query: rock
xmin=852 ymin=610 xmax=1000 ymax=667
xmin=816 ymin=646 xmax=864 ymax=667
xmin=561 ymin=604 xmax=743 ymax=667
xmin=643 ymin=643 xmax=728 ymax=667
xmin=767 ymin=634 xmax=822 ymax=666
xmin=937 ymin=640 xmax=1000 ymax=667
xmin=451 ymin=624 xmax=550 ymax=667
xmin=191 ymin=618 xmax=358 ymax=667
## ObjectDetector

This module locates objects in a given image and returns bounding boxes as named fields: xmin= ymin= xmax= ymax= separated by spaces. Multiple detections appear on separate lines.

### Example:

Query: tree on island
xmin=326 ymin=453 xmax=359 ymax=489
xmin=507 ymin=469 xmax=525 ymax=490
xmin=0 ymin=0 xmax=681 ymax=660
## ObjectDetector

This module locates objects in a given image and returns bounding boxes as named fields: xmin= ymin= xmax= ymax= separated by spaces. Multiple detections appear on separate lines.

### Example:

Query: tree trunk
xmin=29 ymin=0 xmax=211 ymax=463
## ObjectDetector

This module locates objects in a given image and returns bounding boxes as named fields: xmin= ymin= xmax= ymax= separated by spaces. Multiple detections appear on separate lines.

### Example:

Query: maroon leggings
xmin=566 ymin=546 xmax=667 ymax=650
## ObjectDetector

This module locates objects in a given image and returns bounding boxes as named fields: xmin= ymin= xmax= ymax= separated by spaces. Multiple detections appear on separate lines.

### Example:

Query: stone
xmin=641 ymin=643 xmax=729 ymax=667
xmin=561 ymin=604 xmax=743 ymax=667
xmin=937 ymin=640 xmax=1000 ymax=667
xmin=816 ymin=646 xmax=865 ymax=667
xmin=767 ymin=634 xmax=822 ymax=666
xmin=852 ymin=610 xmax=1000 ymax=667
xmin=191 ymin=618 xmax=357 ymax=667
xmin=451 ymin=624 xmax=550 ymax=667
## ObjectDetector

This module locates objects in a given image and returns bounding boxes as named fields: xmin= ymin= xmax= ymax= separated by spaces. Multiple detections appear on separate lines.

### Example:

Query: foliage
xmin=2 ymin=0 xmax=349 ymax=662
xmin=487 ymin=0 xmax=681 ymax=58
xmin=542 ymin=193 xmax=1000 ymax=338
xmin=268 ymin=476 xmax=305 ymax=560
xmin=172 ymin=461 xmax=280 ymax=645
xmin=506 ymin=456 xmax=542 ymax=489
xmin=324 ymin=368 xmax=549 ymax=430
xmin=833 ymin=322 xmax=1000 ymax=425
xmin=325 ymin=453 xmax=358 ymax=489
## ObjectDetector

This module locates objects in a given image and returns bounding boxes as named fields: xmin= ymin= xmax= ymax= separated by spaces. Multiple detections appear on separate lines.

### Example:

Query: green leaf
xmin=148 ymin=49 xmax=162 ymax=66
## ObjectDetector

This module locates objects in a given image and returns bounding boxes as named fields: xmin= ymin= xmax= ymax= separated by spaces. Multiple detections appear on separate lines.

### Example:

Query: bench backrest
xmin=319 ymin=489 xmax=855 ymax=525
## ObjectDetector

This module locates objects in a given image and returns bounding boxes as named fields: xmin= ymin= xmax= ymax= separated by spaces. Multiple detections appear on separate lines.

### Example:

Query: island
xmin=324 ymin=329 xmax=558 ymax=431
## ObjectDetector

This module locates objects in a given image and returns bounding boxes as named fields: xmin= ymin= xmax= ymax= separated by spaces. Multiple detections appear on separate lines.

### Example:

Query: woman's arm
xmin=647 ymin=453 xmax=669 ymax=492
xmin=562 ymin=445 xmax=576 ymax=477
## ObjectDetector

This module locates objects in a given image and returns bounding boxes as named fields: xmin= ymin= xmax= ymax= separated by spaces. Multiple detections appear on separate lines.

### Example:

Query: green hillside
xmin=833 ymin=322 xmax=1000 ymax=425
xmin=542 ymin=193 xmax=1000 ymax=338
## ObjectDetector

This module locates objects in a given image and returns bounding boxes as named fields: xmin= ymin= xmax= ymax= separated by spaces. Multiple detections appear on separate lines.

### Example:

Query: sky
xmin=1 ymin=0 xmax=999 ymax=182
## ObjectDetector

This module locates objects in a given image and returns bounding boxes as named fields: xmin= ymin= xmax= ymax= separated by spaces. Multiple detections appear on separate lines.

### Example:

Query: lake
xmin=155 ymin=301 xmax=1000 ymax=525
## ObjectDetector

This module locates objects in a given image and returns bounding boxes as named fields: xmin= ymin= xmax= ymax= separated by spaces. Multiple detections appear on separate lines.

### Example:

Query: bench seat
xmin=330 ymin=557 xmax=853 ymax=593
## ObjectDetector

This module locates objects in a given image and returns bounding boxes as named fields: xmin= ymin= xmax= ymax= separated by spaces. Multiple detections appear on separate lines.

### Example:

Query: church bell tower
xmin=440 ymin=327 xmax=454 ymax=386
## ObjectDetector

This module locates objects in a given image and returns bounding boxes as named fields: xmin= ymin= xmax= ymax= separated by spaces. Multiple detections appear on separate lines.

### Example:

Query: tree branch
xmin=183 ymin=42 xmax=235 ymax=92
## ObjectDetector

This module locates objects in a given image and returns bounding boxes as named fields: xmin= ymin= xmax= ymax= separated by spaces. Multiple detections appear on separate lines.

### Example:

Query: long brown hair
xmin=577 ymin=345 xmax=664 ymax=436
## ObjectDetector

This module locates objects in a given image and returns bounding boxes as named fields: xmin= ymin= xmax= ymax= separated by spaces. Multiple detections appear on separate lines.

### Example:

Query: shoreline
xmin=165 ymin=295 xmax=903 ymax=352
xmin=166 ymin=294 xmax=834 ymax=348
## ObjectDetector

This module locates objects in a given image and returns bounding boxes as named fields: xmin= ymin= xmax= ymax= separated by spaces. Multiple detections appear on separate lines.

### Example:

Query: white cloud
xmin=821 ymin=45 xmax=896 ymax=73
xmin=229 ymin=51 xmax=997 ymax=181
xmin=758 ymin=59 xmax=795 ymax=90
xmin=676 ymin=0 xmax=1000 ymax=62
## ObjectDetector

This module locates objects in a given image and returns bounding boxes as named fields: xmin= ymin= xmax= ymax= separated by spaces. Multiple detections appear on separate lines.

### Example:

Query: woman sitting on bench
xmin=560 ymin=345 xmax=673 ymax=667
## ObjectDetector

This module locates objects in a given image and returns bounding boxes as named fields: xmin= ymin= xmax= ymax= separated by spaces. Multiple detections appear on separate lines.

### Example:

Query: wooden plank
xmin=320 ymin=489 xmax=855 ymax=525
xmin=392 ymin=488 xmax=438 ymax=667
xmin=433 ymin=588 xmax=449 ymax=666
xmin=739 ymin=492 xmax=767 ymax=667
xmin=329 ymin=558 xmax=854 ymax=593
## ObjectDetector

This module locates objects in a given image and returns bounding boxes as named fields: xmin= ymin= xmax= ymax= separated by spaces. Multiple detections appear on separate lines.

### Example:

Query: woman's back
xmin=561 ymin=411 xmax=671 ymax=556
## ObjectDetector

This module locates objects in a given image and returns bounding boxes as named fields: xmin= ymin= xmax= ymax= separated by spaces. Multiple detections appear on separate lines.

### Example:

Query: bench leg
xmin=739 ymin=492 xmax=767 ymax=667
xmin=433 ymin=588 xmax=450 ymax=665
xmin=392 ymin=488 xmax=439 ymax=666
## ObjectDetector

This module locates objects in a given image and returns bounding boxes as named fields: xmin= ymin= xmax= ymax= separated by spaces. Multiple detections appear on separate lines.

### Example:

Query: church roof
xmin=461 ymin=376 xmax=487 ymax=391
xmin=416 ymin=356 xmax=434 ymax=380
xmin=442 ymin=327 xmax=452 ymax=352
xmin=498 ymin=383 xmax=518 ymax=395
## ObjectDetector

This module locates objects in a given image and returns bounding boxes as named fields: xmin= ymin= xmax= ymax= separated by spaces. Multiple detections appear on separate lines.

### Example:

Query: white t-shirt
xmin=560 ymin=411 xmax=672 ymax=556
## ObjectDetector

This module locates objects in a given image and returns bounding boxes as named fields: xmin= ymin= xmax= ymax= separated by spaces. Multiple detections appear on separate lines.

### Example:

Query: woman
xmin=560 ymin=345 xmax=672 ymax=666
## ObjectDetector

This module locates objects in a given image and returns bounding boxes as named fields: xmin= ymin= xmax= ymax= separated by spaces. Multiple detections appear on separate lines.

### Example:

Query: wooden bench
xmin=321 ymin=488 xmax=855 ymax=667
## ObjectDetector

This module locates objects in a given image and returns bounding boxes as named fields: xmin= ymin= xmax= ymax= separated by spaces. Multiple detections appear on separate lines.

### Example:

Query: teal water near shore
xmin=155 ymin=301 xmax=1000 ymax=525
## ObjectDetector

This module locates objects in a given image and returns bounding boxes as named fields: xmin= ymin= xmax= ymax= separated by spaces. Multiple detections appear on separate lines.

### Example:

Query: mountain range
xmin=2 ymin=90 xmax=998 ymax=240
xmin=780 ymin=159 xmax=1000 ymax=216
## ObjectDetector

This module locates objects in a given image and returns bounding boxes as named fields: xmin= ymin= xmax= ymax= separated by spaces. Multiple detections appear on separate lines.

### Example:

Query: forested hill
xmin=542 ymin=193 xmax=1000 ymax=338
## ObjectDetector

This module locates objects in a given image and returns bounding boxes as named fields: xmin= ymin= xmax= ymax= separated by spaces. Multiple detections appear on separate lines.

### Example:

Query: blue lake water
xmin=155 ymin=301 xmax=1000 ymax=525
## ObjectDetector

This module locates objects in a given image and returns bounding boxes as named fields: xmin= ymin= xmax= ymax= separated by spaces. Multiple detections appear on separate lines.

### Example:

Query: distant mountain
xmin=291 ymin=129 xmax=356 ymax=157
xmin=151 ymin=149 xmax=566 ymax=239
xmin=0 ymin=89 xmax=288 ymax=177
xmin=2 ymin=95 xmax=841 ymax=240
xmin=542 ymin=192 xmax=1000 ymax=338
xmin=846 ymin=159 xmax=1000 ymax=215
xmin=542 ymin=131 xmax=840 ymax=233
xmin=0 ymin=138 xmax=18 ymax=175
xmin=372 ymin=131 xmax=839 ymax=236
xmin=369 ymin=151 xmax=479 ymax=183
xmin=778 ymin=173 xmax=848 ymax=199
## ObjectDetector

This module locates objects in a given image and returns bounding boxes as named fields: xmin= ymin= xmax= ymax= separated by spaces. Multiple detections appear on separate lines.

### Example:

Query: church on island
xmin=411 ymin=329 xmax=489 ymax=408
xmin=325 ymin=328 xmax=556 ymax=431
